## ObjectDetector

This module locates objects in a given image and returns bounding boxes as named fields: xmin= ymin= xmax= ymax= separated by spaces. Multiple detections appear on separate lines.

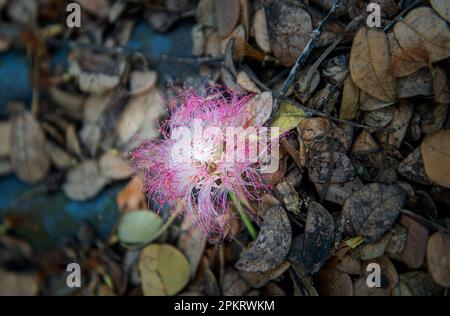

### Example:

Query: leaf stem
xmin=229 ymin=191 xmax=258 ymax=240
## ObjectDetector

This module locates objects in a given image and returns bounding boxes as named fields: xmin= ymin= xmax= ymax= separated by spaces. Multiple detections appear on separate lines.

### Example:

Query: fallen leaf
xmin=65 ymin=124 xmax=82 ymax=158
xmin=363 ymin=106 xmax=394 ymax=128
xmin=177 ymin=215 xmax=207 ymax=278
xmin=400 ymin=271 xmax=444 ymax=296
xmin=139 ymin=244 xmax=190 ymax=296
xmin=430 ymin=0 xmax=450 ymax=22
xmin=77 ymin=0 xmax=110 ymax=19
xmin=342 ymin=183 xmax=406 ymax=240
xmin=240 ymin=91 xmax=272 ymax=127
xmin=236 ymin=71 xmax=260 ymax=93
xmin=0 ymin=120 xmax=11 ymax=157
xmin=314 ymin=178 xmax=363 ymax=206
xmin=399 ymin=215 xmax=428 ymax=269
xmin=214 ymin=0 xmax=240 ymax=37
xmin=398 ymin=68 xmax=433 ymax=98
xmin=420 ymin=129 xmax=450 ymax=188
xmin=349 ymin=28 xmax=397 ymax=102
xmin=397 ymin=147 xmax=430 ymax=185
xmin=393 ymin=7 xmax=450 ymax=65
xmin=118 ymin=210 xmax=163 ymax=248
xmin=62 ymin=160 xmax=107 ymax=201
xmin=314 ymin=265 xmax=353 ymax=296
xmin=253 ymin=8 xmax=271 ymax=53
xmin=339 ymin=77 xmax=360 ymax=120
xmin=116 ymin=176 xmax=145 ymax=212
xmin=129 ymin=70 xmax=157 ymax=96
xmin=99 ymin=151 xmax=131 ymax=181
xmin=302 ymin=202 xmax=335 ymax=273
xmin=426 ymin=232 xmax=450 ymax=287
xmin=0 ymin=268 xmax=35 ymax=296
xmin=263 ymin=0 xmax=312 ymax=66
xmin=351 ymin=131 xmax=380 ymax=156
xmin=44 ymin=140 xmax=73 ymax=170
xmin=271 ymin=101 xmax=306 ymax=134
xmin=222 ymin=269 xmax=250 ymax=296
xmin=387 ymin=32 xmax=426 ymax=78
xmin=235 ymin=205 xmax=291 ymax=272
xmin=191 ymin=23 xmax=205 ymax=56
xmin=10 ymin=111 xmax=51 ymax=183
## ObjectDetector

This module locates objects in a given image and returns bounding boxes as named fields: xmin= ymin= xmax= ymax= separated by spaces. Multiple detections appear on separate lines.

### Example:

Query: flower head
xmin=131 ymin=87 xmax=278 ymax=238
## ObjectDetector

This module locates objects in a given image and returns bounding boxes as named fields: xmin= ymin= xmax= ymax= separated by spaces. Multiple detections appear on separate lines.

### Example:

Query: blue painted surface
xmin=0 ymin=19 xmax=195 ymax=250
xmin=0 ymin=50 xmax=32 ymax=109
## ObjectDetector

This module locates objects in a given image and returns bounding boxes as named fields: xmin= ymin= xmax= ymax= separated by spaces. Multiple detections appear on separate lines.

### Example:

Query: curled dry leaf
xmin=99 ymin=151 xmax=131 ymax=181
xmin=398 ymin=68 xmax=433 ymax=98
xmin=420 ymin=129 xmax=450 ymax=188
xmin=139 ymin=244 xmax=190 ymax=296
xmin=62 ymin=160 xmax=107 ymax=201
xmin=350 ymin=28 xmax=397 ymax=102
xmin=253 ymin=8 xmax=271 ymax=53
xmin=235 ymin=205 xmax=291 ymax=272
xmin=342 ymin=183 xmax=406 ymax=240
xmin=426 ymin=232 xmax=450 ymax=287
xmin=263 ymin=0 xmax=312 ymax=67
xmin=10 ymin=111 xmax=51 ymax=183
xmin=214 ymin=0 xmax=240 ymax=37
xmin=69 ymin=50 xmax=126 ymax=94
xmin=236 ymin=71 xmax=260 ymax=93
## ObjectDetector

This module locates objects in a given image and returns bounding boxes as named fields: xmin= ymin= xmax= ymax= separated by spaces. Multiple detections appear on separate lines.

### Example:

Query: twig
xmin=383 ymin=0 xmax=423 ymax=33
xmin=151 ymin=201 xmax=184 ymax=240
xmin=268 ymin=0 xmax=342 ymax=123
xmin=289 ymin=99 xmax=395 ymax=133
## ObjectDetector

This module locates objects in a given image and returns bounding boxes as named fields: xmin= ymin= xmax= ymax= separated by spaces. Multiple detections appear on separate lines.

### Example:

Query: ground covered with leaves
xmin=0 ymin=0 xmax=450 ymax=296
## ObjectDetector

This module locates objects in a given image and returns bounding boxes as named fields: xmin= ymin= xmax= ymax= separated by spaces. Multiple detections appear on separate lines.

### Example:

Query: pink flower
xmin=131 ymin=87 xmax=278 ymax=238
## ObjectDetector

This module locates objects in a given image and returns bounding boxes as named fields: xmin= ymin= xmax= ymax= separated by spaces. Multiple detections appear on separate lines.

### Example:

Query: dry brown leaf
xmin=44 ymin=140 xmax=73 ymax=170
xmin=398 ymin=68 xmax=433 ymax=98
xmin=393 ymin=7 xmax=450 ymax=65
xmin=383 ymin=100 xmax=414 ymax=148
xmin=10 ymin=112 xmax=51 ymax=183
xmin=214 ymin=0 xmax=240 ymax=37
xmin=116 ymin=176 xmax=146 ymax=213
xmin=430 ymin=0 xmax=450 ymax=22
xmin=351 ymin=131 xmax=380 ymax=156
xmin=99 ymin=151 xmax=131 ymax=181
xmin=387 ymin=32 xmax=427 ymax=78
xmin=433 ymin=67 xmax=450 ymax=104
xmin=397 ymin=147 xmax=430 ymax=185
xmin=253 ymin=8 xmax=271 ymax=53
xmin=399 ymin=215 xmax=428 ymax=269
xmin=236 ymin=71 xmax=260 ymax=93
xmin=239 ymin=91 xmax=272 ymax=127
xmin=420 ymin=129 xmax=450 ymax=188
xmin=77 ymin=0 xmax=110 ymax=19
xmin=63 ymin=160 xmax=107 ymax=201
xmin=315 ymin=265 xmax=353 ymax=296
xmin=65 ymin=124 xmax=82 ymax=158
xmin=342 ymin=183 xmax=405 ymax=240
xmin=0 ymin=268 xmax=35 ymax=296
xmin=263 ymin=0 xmax=312 ymax=67
xmin=48 ymin=87 xmax=85 ymax=120
xmin=349 ymin=28 xmax=397 ymax=102
xmin=426 ymin=232 xmax=450 ymax=287
xmin=129 ymin=70 xmax=157 ymax=96
xmin=339 ymin=77 xmax=360 ymax=120
xmin=0 ymin=120 xmax=11 ymax=157
xmin=191 ymin=23 xmax=205 ymax=56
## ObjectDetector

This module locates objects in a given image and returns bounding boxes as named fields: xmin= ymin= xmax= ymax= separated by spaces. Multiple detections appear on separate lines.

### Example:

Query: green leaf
xmin=139 ymin=244 xmax=190 ymax=296
xmin=271 ymin=101 xmax=306 ymax=134
xmin=118 ymin=210 xmax=163 ymax=247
